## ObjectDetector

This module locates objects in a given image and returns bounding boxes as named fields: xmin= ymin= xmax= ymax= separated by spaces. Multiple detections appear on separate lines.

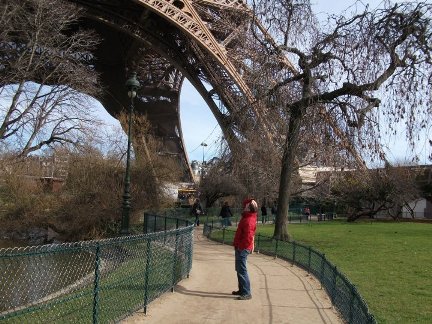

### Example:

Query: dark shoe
xmin=232 ymin=290 xmax=241 ymax=295
xmin=237 ymin=294 xmax=252 ymax=300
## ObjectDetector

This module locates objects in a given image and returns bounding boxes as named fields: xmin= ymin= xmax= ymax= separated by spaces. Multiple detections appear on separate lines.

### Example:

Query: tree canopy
xmin=0 ymin=0 xmax=101 ymax=157
xmin=245 ymin=0 xmax=432 ymax=239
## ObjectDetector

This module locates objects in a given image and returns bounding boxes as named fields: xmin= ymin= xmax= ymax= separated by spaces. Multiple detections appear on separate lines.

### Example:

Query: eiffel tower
xmin=67 ymin=0 xmax=294 ymax=182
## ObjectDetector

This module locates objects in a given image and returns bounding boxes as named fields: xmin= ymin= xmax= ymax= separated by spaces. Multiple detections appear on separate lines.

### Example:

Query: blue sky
xmin=178 ymin=80 xmax=221 ymax=162
xmin=97 ymin=0 xmax=431 ymax=165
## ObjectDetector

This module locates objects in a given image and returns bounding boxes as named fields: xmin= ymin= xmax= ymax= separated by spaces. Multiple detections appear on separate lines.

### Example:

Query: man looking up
xmin=232 ymin=197 xmax=258 ymax=300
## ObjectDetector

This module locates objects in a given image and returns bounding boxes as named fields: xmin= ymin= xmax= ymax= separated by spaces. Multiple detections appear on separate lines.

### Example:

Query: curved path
xmin=122 ymin=228 xmax=342 ymax=324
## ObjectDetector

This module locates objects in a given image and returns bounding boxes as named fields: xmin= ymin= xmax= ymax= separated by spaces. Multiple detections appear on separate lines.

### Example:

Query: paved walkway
xmin=122 ymin=228 xmax=342 ymax=324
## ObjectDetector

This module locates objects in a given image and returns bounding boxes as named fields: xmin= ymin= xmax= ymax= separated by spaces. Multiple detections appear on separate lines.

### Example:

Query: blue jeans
xmin=235 ymin=249 xmax=251 ymax=296
xmin=221 ymin=217 xmax=231 ymax=227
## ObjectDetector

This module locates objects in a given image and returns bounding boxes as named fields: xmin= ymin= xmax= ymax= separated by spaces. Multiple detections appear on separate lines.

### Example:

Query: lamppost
xmin=200 ymin=142 xmax=207 ymax=177
xmin=120 ymin=72 xmax=140 ymax=235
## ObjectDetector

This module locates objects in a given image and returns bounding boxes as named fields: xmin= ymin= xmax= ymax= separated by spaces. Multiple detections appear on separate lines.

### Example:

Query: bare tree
xmin=0 ymin=0 xmax=101 ymax=157
xmin=248 ymin=0 xmax=432 ymax=239
xmin=199 ymin=148 xmax=247 ymax=207
xmin=198 ymin=133 xmax=288 ymax=209
xmin=330 ymin=164 xmax=420 ymax=221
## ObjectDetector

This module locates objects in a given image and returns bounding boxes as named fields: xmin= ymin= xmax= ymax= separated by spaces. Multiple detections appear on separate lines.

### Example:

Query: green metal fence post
xmin=307 ymin=246 xmax=312 ymax=273
xmin=292 ymin=241 xmax=297 ymax=265
xmin=164 ymin=217 xmax=168 ymax=244
xmin=320 ymin=254 xmax=325 ymax=289
xmin=171 ymin=231 xmax=180 ymax=292
xmin=331 ymin=265 xmax=338 ymax=304
xmin=348 ymin=283 xmax=356 ymax=323
xmin=187 ymin=230 xmax=193 ymax=278
xmin=274 ymin=238 xmax=279 ymax=259
xmin=222 ymin=227 xmax=225 ymax=244
xmin=143 ymin=239 xmax=152 ymax=315
xmin=143 ymin=212 xmax=148 ymax=234
xmin=256 ymin=233 xmax=261 ymax=253
xmin=92 ymin=243 xmax=101 ymax=324
xmin=153 ymin=215 xmax=157 ymax=232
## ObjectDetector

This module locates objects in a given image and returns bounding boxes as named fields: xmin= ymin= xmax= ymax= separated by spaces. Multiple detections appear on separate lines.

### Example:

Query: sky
xmin=96 ymin=0 xmax=431 ymax=165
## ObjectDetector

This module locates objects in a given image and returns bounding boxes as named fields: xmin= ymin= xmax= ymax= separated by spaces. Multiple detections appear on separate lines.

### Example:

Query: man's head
xmin=243 ymin=199 xmax=258 ymax=212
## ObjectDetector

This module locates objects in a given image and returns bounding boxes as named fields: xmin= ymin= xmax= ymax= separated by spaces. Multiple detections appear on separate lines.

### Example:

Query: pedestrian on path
xmin=232 ymin=197 xmax=257 ymax=300
xmin=261 ymin=203 xmax=267 ymax=224
xmin=191 ymin=198 xmax=203 ymax=226
xmin=304 ymin=206 xmax=311 ymax=221
xmin=219 ymin=201 xmax=233 ymax=227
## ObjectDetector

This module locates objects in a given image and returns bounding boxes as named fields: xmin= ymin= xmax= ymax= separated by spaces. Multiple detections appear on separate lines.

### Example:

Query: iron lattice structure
xmin=65 ymin=0 xmax=295 ymax=181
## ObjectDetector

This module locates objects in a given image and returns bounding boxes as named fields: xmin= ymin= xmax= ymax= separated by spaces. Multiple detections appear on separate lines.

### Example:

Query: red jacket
xmin=233 ymin=199 xmax=257 ymax=251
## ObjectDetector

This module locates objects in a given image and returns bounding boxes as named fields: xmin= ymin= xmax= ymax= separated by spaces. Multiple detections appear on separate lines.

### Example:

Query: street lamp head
xmin=200 ymin=142 xmax=208 ymax=167
xmin=125 ymin=72 xmax=141 ymax=98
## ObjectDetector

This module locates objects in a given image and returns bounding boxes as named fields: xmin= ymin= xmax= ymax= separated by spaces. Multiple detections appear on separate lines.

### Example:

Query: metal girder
xmin=194 ymin=0 xmax=247 ymax=11
xmin=135 ymin=0 xmax=255 ymax=103
xmin=62 ymin=0 xmax=303 ymax=181
xmin=132 ymin=1 xmax=282 ymax=143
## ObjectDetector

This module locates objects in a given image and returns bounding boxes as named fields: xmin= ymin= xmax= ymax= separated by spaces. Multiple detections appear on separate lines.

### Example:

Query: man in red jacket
xmin=232 ymin=197 xmax=258 ymax=300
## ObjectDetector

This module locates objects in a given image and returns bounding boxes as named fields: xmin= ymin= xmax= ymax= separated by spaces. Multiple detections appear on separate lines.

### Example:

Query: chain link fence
xmin=0 ymin=213 xmax=193 ymax=323
xmin=165 ymin=205 xmax=339 ymax=226
xmin=161 ymin=206 xmax=329 ymax=229
xmin=203 ymin=223 xmax=376 ymax=324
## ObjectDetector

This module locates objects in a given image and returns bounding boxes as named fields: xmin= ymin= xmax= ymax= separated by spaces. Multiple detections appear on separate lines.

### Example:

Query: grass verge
xmin=254 ymin=221 xmax=432 ymax=323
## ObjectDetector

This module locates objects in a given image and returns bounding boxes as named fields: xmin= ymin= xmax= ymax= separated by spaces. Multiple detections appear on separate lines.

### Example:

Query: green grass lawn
xmin=256 ymin=221 xmax=432 ymax=324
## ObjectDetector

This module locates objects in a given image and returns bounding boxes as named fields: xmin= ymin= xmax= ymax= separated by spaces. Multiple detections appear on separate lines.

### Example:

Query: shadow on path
xmin=175 ymin=285 xmax=235 ymax=299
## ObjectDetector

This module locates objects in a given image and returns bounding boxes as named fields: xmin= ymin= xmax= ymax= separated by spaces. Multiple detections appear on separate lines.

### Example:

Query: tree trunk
xmin=273 ymin=108 xmax=303 ymax=241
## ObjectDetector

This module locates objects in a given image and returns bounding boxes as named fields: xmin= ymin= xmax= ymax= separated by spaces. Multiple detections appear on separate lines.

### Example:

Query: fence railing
xmin=161 ymin=207 xmax=335 ymax=229
xmin=203 ymin=223 xmax=376 ymax=324
xmin=0 ymin=213 xmax=193 ymax=323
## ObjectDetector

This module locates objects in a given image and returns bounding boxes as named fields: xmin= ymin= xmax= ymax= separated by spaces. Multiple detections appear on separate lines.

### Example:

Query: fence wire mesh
xmin=204 ymin=223 xmax=376 ymax=324
xmin=0 ymin=214 xmax=193 ymax=323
